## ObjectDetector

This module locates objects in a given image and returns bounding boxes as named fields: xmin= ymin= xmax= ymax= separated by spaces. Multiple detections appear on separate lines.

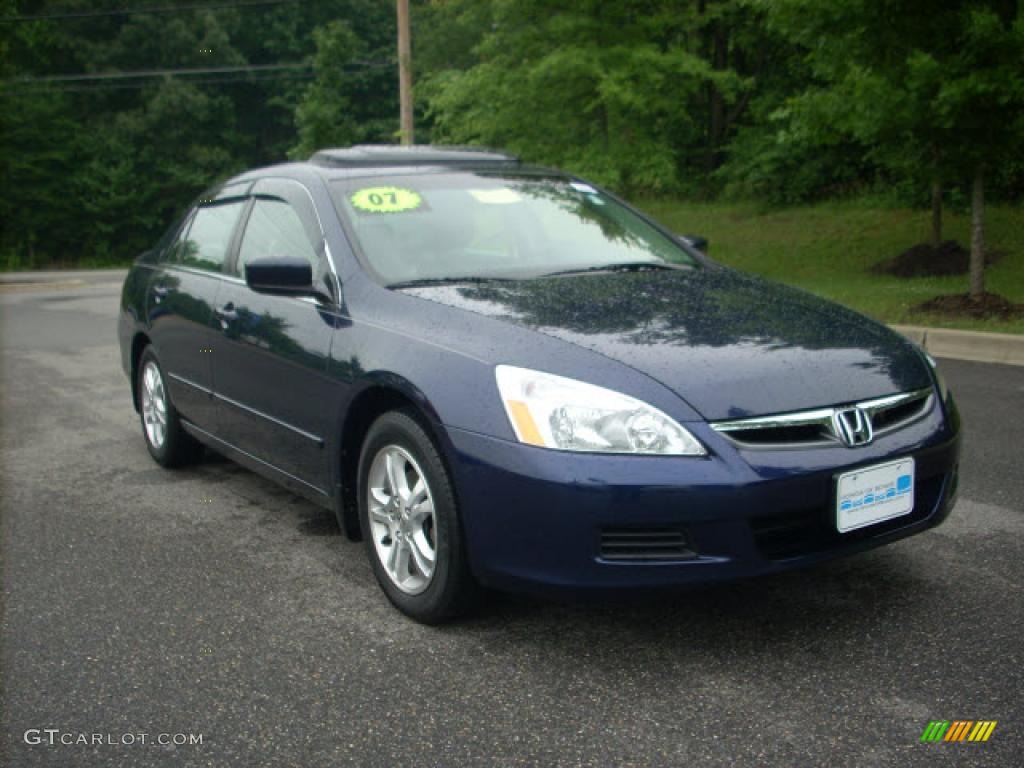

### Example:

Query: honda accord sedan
xmin=118 ymin=145 xmax=960 ymax=623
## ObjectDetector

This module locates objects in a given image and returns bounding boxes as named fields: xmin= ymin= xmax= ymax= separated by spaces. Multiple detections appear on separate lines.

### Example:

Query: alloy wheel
xmin=366 ymin=445 xmax=437 ymax=595
xmin=141 ymin=360 xmax=168 ymax=450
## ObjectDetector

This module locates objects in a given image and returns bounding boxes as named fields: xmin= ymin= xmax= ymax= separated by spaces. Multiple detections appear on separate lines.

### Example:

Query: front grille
xmin=712 ymin=388 xmax=934 ymax=449
xmin=869 ymin=394 xmax=931 ymax=433
xmin=723 ymin=423 xmax=829 ymax=446
xmin=751 ymin=472 xmax=946 ymax=560
xmin=599 ymin=527 xmax=696 ymax=562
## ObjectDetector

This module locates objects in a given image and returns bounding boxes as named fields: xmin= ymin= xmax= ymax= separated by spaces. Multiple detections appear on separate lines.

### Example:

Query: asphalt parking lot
xmin=2 ymin=271 xmax=1021 ymax=767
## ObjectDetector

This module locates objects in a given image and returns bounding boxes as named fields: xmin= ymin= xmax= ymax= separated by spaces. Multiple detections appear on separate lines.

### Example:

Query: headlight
xmin=495 ymin=365 xmax=705 ymax=455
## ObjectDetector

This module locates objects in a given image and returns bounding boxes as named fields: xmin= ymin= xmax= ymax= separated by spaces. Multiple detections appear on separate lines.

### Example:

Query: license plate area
xmin=836 ymin=458 xmax=915 ymax=533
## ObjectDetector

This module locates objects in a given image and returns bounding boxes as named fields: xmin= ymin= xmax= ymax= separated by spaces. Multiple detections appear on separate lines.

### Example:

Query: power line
xmin=0 ymin=60 xmax=393 ymax=93
xmin=5 ymin=62 xmax=313 ymax=84
xmin=1 ymin=0 xmax=302 ymax=23
xmin=3 ymin=59 xmax=392 ymax=86
xmin=4 ymin=71 xmax=318 ymax=94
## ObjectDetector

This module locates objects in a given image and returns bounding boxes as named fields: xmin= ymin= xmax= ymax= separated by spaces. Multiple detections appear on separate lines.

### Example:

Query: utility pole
xmin=396 ymin=0 xmax=413 ymax=145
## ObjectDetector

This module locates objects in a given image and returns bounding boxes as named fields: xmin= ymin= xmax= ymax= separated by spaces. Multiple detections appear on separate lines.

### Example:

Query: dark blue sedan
xmin=118 ymin=145 xmax=961 ymax=622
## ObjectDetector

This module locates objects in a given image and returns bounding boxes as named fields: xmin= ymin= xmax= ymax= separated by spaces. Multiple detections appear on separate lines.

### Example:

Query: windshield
xmin=330 ymin=172 xmax=698 ymax=285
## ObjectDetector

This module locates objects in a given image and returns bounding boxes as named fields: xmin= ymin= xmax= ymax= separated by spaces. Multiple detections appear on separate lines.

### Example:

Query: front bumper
xmin=446 ymin=398 xmax=960 ymax=597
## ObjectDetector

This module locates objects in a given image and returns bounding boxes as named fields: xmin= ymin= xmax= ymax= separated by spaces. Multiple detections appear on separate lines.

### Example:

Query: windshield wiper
xmin=539 ymin=261 xmax=685 ymax=278
xmin=386 ymin=276 xmax=515 ymax=290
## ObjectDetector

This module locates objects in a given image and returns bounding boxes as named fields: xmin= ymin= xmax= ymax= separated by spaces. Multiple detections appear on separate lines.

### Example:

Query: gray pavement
xmin=1 ymin=272 xmax=1021 ymax=767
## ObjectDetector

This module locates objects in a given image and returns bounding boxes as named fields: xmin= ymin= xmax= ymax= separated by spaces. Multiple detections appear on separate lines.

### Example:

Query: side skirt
xmin=181 ymin=419 xmax=336 ymax=513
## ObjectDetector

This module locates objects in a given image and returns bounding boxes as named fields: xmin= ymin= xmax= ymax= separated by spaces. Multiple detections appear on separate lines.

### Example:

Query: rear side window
xmin=163 ymin=211 xmax=195 ymax=264
xmin=235 ymin=198 xmax=318 ymax=277
xmin=177 ymin=201 xmax=245 ymax=272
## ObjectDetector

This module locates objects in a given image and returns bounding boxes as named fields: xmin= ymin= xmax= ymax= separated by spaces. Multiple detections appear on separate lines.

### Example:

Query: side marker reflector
xmin=507 ymin=400 xmax=544 ymax=446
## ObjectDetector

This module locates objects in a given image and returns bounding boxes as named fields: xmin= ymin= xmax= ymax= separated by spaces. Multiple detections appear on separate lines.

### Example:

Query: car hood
xmin=401 ymin=268 xmax=932 ymax=421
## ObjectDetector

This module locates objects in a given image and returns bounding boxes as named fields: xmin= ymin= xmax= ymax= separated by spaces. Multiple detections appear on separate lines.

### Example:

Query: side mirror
xmin=245 ymin=257 xmax=315 ymax=297
xmin=679 ymin=234 xmax=708 ymax=252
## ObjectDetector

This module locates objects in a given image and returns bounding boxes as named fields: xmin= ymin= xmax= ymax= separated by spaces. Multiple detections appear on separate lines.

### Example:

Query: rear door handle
xmin=152 ymin=284 xmax=169 ymax=303
xmin=215 ymin=302 xmax=237 ymax=325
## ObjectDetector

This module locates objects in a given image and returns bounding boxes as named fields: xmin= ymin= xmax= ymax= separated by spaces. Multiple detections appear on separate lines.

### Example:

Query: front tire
xmin=358 ymin=410 xmax=479 ymax=623
xmin=137 ymin=346 xmax=201 ymax=467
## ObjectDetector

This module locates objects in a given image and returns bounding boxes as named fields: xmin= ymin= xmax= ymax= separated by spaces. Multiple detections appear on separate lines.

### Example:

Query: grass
xmin=641 ymin=198 xmax=1024 ymax=334
xmin=0 ymin=252 xmax=130 ymax=271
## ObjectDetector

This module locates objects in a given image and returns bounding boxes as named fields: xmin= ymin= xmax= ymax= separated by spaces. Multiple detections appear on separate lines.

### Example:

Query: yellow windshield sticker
xmin=469 ymin=188 xmax=521 ymax=204
xmin=350 ymin=186 xmax=422 ymax=213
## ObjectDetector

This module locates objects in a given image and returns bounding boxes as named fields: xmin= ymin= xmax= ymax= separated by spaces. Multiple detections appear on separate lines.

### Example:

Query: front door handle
xmin=152 ymin=284 xmax=169 ymax=303
xmin=214 ymin=302 xmax=237 ymax=325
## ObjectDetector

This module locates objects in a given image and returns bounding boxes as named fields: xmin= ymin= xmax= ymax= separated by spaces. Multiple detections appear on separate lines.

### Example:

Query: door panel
xmin=213 ymin=285 xmax=335 ymax=486
xmin=148 ymin=267 xmax=221 ymax=427
xmin=147 ymin=200 xmax=244 ymax=429
xmin=211 ymin=180 xmax=337 ymax=489
xmin=148 ymin=199 xmax=245 ymax=430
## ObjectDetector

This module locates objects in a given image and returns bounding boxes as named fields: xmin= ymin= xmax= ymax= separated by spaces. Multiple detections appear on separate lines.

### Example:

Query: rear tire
xmin=137 ymin=346 xmax=202 ymax=467
xmin=358 ymin=409 xmax=480 ymax=623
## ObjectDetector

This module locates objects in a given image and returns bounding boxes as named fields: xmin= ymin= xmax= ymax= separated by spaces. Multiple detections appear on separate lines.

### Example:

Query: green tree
xmin=765 ymin=0 xmax=1024 ymax=297
xmin=291 ymin=2 xmax=398 ymax=158
xmin=0 ymin=86 xmax=85 ymax=267
xmin=938 ymin=6 xmax=1024 ymax=297
xmin=1 ymin=0 xmax=398 ymax=267
xmin=291 ymin=21 xmax=369 ymax=157
xmin=420 ymin=0 xmax=759 ymax=194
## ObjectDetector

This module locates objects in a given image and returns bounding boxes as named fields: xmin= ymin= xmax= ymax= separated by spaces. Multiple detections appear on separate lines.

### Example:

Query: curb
xmin=891 ymin=325 xmax=1024 ymax=367
xmin=0 ymin=279 xmax=86 ymax=294
xmin=0 ymin=268 xmax=127 ymax=284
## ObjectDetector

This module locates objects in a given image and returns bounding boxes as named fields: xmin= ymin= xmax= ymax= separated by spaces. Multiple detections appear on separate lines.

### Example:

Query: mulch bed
xmin=872 ymin=240 xmax=1002 ymax=277
xmin=915 ymin=292 xmax=1024 ymax=321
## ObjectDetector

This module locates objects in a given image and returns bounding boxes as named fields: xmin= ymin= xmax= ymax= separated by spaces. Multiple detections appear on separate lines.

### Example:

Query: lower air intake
xmin=599 ymin=528 xmax=696 ymax=562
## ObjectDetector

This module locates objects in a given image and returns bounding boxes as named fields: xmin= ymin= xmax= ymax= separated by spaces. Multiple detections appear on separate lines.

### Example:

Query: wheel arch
xmin=129 ymin=331 xmax=153 ymax=413
xmin=336 ymin=376 xmax=457 ymax=542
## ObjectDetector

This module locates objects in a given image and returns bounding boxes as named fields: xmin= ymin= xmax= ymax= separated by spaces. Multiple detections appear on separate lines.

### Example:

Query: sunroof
xmin=309 ymin=144 xmax=520 ymax=168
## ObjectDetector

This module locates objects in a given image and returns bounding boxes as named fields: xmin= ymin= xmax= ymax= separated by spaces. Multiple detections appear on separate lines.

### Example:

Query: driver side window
xmin=235 ymin=198 xmax=318 ymax=278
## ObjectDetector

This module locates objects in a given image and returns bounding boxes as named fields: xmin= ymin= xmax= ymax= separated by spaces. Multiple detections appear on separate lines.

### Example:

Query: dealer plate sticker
xmin=836 ymin=458 xmax=915 ymax=533
xmin=350 ymin=186 xmax=422 ymax=214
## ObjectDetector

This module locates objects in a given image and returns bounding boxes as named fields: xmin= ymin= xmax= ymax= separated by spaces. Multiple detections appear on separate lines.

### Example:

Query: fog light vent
xmin=599 ymin=527 xmax=696 ymax=562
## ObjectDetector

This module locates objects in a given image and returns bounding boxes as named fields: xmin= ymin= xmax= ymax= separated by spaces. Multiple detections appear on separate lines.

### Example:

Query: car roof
xmin=309 ymin=144 xmax=520 ymax=169
xmin=221 ymin=144 xmax=546 ymax=189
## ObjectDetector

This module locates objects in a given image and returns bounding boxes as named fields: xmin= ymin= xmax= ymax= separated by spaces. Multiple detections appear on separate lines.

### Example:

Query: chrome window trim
xmin=710 ymin=388 xmax=935 ymax=448
xmin=162 ymin=263 xmax=242 ymax=284
xmin=160 ymin=265 xmax=334 ymax=310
